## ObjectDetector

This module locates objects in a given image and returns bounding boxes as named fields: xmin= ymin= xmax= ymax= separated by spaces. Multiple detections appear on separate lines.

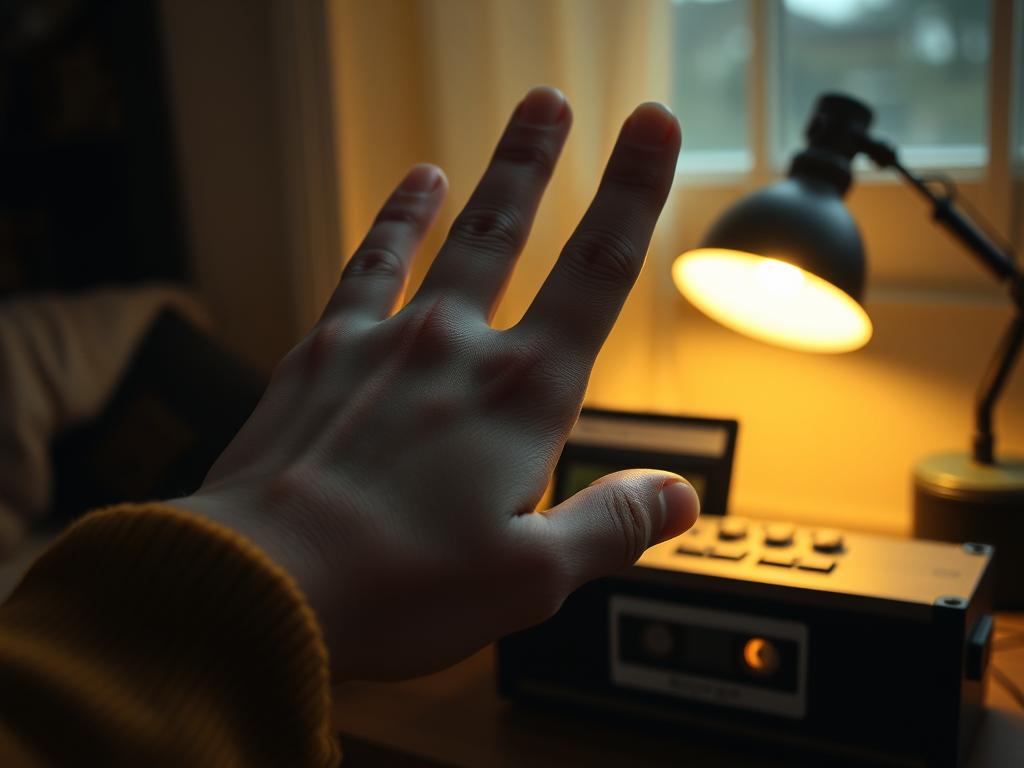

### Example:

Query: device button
xmin=812 ymin=529 xmax=845 ymax=553
xmin=797 ymin=555 xmax=836 ymax=573
xmin=709 ymin=543 xmax=748 ymax=561
xmin=759 ymin=552 xmax=796 ymax=568
xmin=641 ymin=622 xmax=676 ymax=661
xmin=675 ymin=541 xmax=707 ymax=557
xmin=764 ymin=523 xmax=795 ymax=547
xmin=719 ymin=518 xmax=748 ymax=541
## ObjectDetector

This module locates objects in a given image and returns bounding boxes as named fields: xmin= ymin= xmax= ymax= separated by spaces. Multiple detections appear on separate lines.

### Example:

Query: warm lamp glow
xmin=673 ymin=249 xmax=873 ymax=353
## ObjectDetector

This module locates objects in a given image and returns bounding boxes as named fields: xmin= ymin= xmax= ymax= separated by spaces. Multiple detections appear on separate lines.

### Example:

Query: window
xmin=671 ymin=0 xmax=751 ymax=173
xmin=670 ymin=0 xmax=1001 ymax=175
xmin=778 ymin=0 xmax=990 ymax=167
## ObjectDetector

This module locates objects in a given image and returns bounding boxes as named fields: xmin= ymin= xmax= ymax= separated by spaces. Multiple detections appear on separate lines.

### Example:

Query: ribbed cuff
xmin=1 ymin=503 xmax=340 ymax=767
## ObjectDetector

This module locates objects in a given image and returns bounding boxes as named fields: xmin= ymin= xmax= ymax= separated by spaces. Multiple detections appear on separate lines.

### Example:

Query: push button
xmin=797 ymin=554 xmax=836 ymax=573
xmin=675 ymin=541 xmax=707 ymax=557
xmin=719 ymin=518 xmax=748 ymax=541
xmin=759 ymin=552 xmax=796 ymax=568
xmin=764 ymin=523 xmax=795 ymax=547
xmin=812 ymin=529 xmax=844 ymax=553
xmin=709 ymin=543 xmax=748 ymax=561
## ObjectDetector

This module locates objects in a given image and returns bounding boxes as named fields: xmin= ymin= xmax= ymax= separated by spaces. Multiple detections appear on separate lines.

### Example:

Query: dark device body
xmin=498 ymin=410 xmax=995 ymax=767
xmin=552 ymin=408 xmax=738 ymax=519
xmin=498 ymin=521 xmax=995 ymax=766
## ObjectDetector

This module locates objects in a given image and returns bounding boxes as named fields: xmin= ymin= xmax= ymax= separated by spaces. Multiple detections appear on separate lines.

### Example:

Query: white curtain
xmin=326 ymin=0 xmax=678 ymax=407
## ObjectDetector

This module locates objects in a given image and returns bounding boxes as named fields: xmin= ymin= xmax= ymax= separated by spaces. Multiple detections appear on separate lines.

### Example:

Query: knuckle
xmin=606 ymin=485 xmax=651 ymax=566
xmin=603 ymin=163 xmax=668 ymax=202
xmin=562 ymin=228 xmax=641 ymax=287
xmin=304 ymin=322 xmax=348 ymax=374
xmin=530 ymin=358 xmax=586 ymax=405
xmin=343 ymin=248 xmax=406 ymax=279
xmin=373 ymin=204 xmax=422 ymax=227
xmin=493 ymin=139 xmax=558 ymax=177
xmin=477 ymin=342 xmax=544 ymax=407
xmin=398 ymin=300 xmax=466 ymax=362
xmin=449 ymin=204 xmax=528 ymax=253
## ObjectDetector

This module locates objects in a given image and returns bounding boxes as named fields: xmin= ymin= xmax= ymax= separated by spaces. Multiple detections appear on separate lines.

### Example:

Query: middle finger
xmin=413 ymin=86 xmax=571 ymax=321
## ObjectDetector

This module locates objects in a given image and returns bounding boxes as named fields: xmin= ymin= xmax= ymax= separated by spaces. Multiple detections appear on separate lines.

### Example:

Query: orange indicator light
xmin=743 ymin=637 xmax=780 ymax=676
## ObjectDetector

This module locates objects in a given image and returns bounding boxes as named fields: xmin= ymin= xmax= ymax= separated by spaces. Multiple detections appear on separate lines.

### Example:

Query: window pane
xmin=671 ymin=0 xmax=751 ymax=172
xmin=778 ymin=0 xmax=990 ymax=167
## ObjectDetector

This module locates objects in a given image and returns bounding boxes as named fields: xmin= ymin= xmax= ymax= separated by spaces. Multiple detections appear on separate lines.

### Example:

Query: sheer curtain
xmin=326 ymin=0 xmax=677 ymax=406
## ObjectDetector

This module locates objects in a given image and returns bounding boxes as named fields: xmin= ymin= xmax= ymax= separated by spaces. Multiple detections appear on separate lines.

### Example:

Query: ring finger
xmin=323 ymin=163 xmax=448 ymax=323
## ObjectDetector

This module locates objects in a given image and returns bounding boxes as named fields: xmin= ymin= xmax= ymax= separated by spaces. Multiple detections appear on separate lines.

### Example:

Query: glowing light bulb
xmin=672 ymin=249 xmax=872 ymax=353
xmin=756 ymin=258 xmax=805 ymax=297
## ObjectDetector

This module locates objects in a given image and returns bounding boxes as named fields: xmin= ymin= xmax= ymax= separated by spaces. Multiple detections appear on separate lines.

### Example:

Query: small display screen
xmin=562 ymin=461 xmax=706 ymax=503
xmin=618 ymin=616 xmax=800 ymax=693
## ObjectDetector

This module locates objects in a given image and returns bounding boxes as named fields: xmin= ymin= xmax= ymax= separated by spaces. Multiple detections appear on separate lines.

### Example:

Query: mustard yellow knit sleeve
xmin=0 ymin=504 xmax=341 ymax=767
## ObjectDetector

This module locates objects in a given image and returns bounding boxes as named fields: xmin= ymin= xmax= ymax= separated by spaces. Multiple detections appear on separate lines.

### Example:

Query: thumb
xmin=541 ymin=469 xmax=700 ymax=586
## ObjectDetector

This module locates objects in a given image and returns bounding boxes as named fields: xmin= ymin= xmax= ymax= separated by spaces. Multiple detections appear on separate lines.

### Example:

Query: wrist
xmin=167 ymin=488 xmax=353 ymax=679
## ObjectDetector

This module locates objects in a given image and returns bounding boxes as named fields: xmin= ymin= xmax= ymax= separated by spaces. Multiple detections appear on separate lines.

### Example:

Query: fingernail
xmin=400 ymin=164 xmax=443 ymax=193
xmin=624 ymin=102 xmax=677 ymax=147
xmin=518 ymin=86 xmax=567 ymax=126
xmin=657 ymin=479 xmax=700 ymax=540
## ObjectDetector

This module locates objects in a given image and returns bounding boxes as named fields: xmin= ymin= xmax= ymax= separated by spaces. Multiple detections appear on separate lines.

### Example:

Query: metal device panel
xmin=610 ymin=596 xmax=808 ymax=718
xmin=639 ymin=517 xmax=991 ymax=609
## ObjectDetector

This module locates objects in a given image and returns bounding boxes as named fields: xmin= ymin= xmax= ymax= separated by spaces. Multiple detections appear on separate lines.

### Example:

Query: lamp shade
xmin=673 ymin=175 xmax=872 ymax=353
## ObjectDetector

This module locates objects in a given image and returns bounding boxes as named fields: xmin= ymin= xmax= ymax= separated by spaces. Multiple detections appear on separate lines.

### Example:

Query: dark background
xmin=0 ymin=0 xmax=187 ymax=297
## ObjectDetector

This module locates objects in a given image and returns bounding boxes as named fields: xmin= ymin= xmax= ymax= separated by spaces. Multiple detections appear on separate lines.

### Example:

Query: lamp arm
xmin=887 ymin=157 xmax=1017 ymax=282
xmin=864 ymin=139 xmax=1023 ymax=465
xmin=973 ymin=306 xmax=1024 ymax=464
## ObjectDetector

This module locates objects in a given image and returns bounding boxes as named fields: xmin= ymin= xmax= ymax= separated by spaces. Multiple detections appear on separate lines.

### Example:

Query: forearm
xmin=0 ymin=503 xmax=340 ymax=767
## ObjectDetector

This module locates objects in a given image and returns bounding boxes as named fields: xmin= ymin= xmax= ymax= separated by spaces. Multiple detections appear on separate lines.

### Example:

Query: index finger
xmin=518 ymin=102 xmax=680 ymax=359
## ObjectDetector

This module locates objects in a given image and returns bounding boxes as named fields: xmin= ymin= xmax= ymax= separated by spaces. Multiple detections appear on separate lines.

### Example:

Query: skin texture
xmin=172 ymin=86 xmax=699 ymax=682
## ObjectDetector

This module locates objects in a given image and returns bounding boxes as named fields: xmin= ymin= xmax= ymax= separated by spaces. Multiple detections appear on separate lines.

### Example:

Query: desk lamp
xmin=673 ymin=93 xmax=1024 ymax=605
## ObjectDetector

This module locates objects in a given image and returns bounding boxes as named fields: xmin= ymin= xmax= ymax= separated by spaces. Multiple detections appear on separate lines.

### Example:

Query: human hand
xmin=173 ymin=86 xmax=698 ymax=681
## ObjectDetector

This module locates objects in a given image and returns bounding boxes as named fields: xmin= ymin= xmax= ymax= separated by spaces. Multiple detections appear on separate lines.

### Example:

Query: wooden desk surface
xmin=333 ymin=614 xmax=1024 ymax=767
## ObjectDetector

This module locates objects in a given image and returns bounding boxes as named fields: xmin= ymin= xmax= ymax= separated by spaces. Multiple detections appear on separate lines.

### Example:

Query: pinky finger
xmin=323 ymin=164 xmax=447 ymax=323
